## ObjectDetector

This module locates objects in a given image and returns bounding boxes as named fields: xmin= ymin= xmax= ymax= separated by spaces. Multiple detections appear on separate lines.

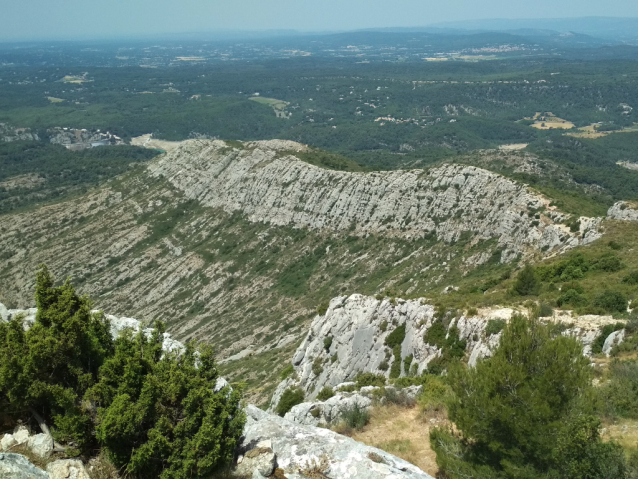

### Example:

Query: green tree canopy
xmin=0 ymin=266 xmax=245 ymax=478
xmin=431 ymin=314 xmax=626 ymax=478
xmin=513 ymin=264 xmax=541 ymax=296
xmin=0 ymin=265 xmax=113 ymax=447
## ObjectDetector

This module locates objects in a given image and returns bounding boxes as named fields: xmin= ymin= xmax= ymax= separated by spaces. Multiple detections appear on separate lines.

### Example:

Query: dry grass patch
xmin=348 ymin=404 xmax=445 ymax=476
xmin=602 ymin=419 xmax=638 ymax=451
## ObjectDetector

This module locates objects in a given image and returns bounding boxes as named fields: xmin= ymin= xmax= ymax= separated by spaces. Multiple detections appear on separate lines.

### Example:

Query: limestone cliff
xmin=270 ymin=294 xmax=624 ymax=410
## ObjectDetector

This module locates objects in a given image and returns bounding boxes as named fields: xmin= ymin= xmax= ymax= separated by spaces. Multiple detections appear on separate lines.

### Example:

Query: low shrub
xmin=595 ymin=254 xmax=624 ymax=272
xmin=340 ymin=405 xmax=370 ymax=430
xmin=323 ymin=336 xmax=333 ymax=352
xmin=418 ymin=376 xmax=454 ymax=415
xmin=485 ymin=319 xmax=506 ymax=336
xmin=355 ymin=372 xmax=386 ymax=388
xmin=276 ymin=387 xmax=305 ymax=416
xmin=426 ymin=357 xmax=445 ymax=376
xmin=316 ymin=386 xmax=335 ymax=401
xmin=312 ymin=357 xmax=324 ymax=376
xmin=539 ymin=303 xmax=554 ymax=318
xmin=382 ymin=387 xmax=416 ymax=407
xmin=557 ymin=289 xmax=588 ymax=308
xmin=623 ymin=271 xmax=638 ymax=285
xmin=593 ymin=290 xmax=628 ymax=313
xmin=316 ymin=301 xmax=329 ymax=315
xmin=598 ymin=361 xmax=638 ymax=419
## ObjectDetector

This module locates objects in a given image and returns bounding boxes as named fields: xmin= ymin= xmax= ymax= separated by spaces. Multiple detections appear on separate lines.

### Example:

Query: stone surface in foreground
xmin=240 ymin=405 xmax=435 ymax=479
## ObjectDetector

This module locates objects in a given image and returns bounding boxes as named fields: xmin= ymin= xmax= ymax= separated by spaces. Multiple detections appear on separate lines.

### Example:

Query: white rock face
xmin=0 ymin=435 xmax=16 ymax=452
xmin=608 ymin=201 xmax=638 ymax=222
xmin=46 ymin=459 xmax=90 ymax=479
xmin=241 ymin=405 xmax=434 ymax=479
xmin=0 ymin=453 xmax=49 ymax=479
xmin=234 ymin=439 xmax=276 ymax=478
xmin=148 ymin=139 xmax=600 ymax=262
xmin=270 ymin=294 xmax=628 ymax=411
xmin=603 ymin=329 xmax=626 ymax=356
xmin=26 ymin=434 xmax=53 ymax=459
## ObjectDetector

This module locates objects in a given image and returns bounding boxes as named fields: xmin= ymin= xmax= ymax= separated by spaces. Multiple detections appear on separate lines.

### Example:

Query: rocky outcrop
xmin=284 ymin=385 xmax=423 ymax=427
xmin=270 ymin=294 xmax=626 ymax=409
xmin=0 ymin=123 xmax=38 ymax=142
xmin=0 ymin=427 xmax=30 ymax=452
xmin=0 ymin=454 xmax=90 ymax=479
xmin=46 ymin=459 xmax=90 ymax=479
xmin=0 ymin=453 xmax=49 ymax=479
xmin=47 ymin=128 xmax=123 ymax=150
xmin=149 ymin=140 xmax=600 ymax=262
xmin=603 ymin=330 xmax=626 ymax=356
xmin=608 ymin=201 xmax=638 ymax=222
xmin=285 ymin=393 xmax=373 ymax=427
xmin=238 ymin=405 xmax=434 ymax=479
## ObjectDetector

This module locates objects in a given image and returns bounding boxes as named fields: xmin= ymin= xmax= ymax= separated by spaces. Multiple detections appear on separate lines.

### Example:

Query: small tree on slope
xmin=430 ymin=314 xmax=626 ymax=479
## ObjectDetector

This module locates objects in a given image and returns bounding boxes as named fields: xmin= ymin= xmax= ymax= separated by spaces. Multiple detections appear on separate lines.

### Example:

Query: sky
xmin=2 ymin=0 xmax=638 ymax=42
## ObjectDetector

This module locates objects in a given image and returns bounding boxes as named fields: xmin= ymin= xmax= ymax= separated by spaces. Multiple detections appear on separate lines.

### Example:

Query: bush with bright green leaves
xmin=276 ymin=387 xmax=304 ymax=416
xmin=0 ymin=266 xmax=245 ymax=478
xmin=430 ymin=314 xmax=627 ymax=479
xmin=0 ymin=265 xmax=113 ymax=451
xmin=557 ymin=288 xmax=589 ymax=308
xmin=90 ymin=329 xmax=245 ymax=479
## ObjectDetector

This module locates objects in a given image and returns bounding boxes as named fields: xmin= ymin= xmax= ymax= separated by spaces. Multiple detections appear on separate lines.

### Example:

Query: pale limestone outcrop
xmin=148 ymin=140 xmax=601 ymax=262
xmin=26 ymin=434 xmax=54 ymax=459
xmin=46 ymin=459 xmax=90 ymax=479
xmin=608 ymin=201 xmax=638 ymax=222
xmin=270 ymin=294 xmax=626 ymax=411
xmin=0 ymin=453 xmax=49 ymax=479
xmin=239 ymin=405 xmax=434 ymax=479
xmin=284 ymin=385 xmax=423 ymax=427
xmin=285 ymin=394 xmax=373 ymax=427
xmin=603 ymin=329 xmax=626 ymax=356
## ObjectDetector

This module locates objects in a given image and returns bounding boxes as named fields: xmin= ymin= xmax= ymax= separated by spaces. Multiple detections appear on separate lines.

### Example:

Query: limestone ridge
xmin=269 ymin=294 xmax=625 ymax=410
xmin=149 ymin=139 xmax=601 ymax=262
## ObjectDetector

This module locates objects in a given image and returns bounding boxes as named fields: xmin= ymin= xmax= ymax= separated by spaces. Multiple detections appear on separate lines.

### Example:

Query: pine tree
xmin=513 ymin=264 xmax=540 ymax=296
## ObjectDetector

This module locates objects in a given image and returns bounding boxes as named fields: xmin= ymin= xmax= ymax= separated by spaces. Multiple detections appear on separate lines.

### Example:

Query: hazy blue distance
xmin=3 ymin=0 xmax=638 ymax=42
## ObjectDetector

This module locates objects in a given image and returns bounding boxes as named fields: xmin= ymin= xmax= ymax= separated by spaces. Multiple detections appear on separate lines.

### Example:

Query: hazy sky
xmin=2 ymin=0 xmax=638 ymax=41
